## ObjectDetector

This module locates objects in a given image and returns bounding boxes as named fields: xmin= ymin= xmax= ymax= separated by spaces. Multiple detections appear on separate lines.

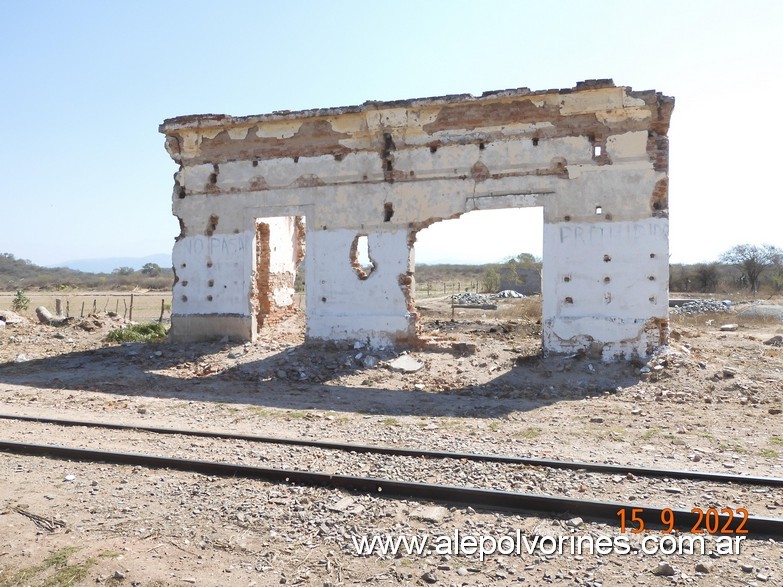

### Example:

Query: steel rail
xmin=0 ymin=413 xmax=781 ymax=488
xmin=0 ymin=440 xmax=780 ymax=536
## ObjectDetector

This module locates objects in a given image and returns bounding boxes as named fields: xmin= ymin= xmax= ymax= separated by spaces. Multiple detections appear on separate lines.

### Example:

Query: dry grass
xmin=0 ymin=291 xmax=171 ymax=323
xmin=495 ymin=297 xmax=542 ymax=322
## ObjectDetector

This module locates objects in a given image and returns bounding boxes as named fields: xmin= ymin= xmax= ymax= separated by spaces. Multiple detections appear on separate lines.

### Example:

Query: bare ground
xmin=0 ymin=296 xmax=782 ymax=586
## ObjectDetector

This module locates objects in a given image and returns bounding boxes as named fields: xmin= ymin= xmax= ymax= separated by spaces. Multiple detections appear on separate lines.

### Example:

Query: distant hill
xmin=0 ymin=253 xmax=171 ymax=291
xmin=50 ymin=254 xmax=171 ymax=273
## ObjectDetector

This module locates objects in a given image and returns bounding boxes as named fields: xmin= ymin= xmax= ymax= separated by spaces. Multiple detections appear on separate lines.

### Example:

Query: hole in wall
xmin=293 ymin=156 xmax=299 ymax=163
xmin=252 ymin=160 xmax=258 ymax=167
xmin=383 ymin=203 xmax=394 ymax=222
xmin=430 ymin=145 xmax=438 ymax=153
xmin=563 ymin=276 xmax=571 ymax=283
xmin=650 ymin=253 xmax=656 ymax=258
xmin=564 ymin=215 xmax=571 ymax=222
xmin=604 ymin=276 xmax=611 ymax=283
xmin=208 ymin=280 xmax=214 ymax=287
xmin=181 ymin=295 xmax=188 ymax=302
xmin=603 ymin=255 xmax=612 ymax=262
xmin=594 ymin=146 xmax=602 ymax=157
xmin=207 ymin=295 xmax=213 ymax=301
xmin=206 ymin=215 xmax=219 ymax=236
xmin=350 ymin=234 xmax=376 ymax=279
xmin=413 ymin=206 xmax=544 ymax=354
xmin=564 ymin=297 xmax=574 ymax=304
xmin=532 ymin=137 xmax=539 ymax=146
xmin=595 ymin=206 xmax=603 ymax=215
xmin=479 ymin=142 xmax=485 ymax=150
xmin=181 ymin=280 xmax=188 ymax=287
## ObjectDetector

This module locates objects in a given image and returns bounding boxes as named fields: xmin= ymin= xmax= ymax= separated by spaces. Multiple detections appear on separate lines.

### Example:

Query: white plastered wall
xmin=162 ymin=83 xmax=673 ymax=358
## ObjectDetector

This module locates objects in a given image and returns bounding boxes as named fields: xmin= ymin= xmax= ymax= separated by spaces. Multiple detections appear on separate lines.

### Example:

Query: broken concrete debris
xmin=161 ymin=80 xmax=673 ymax=360
xmin=388 ymin=355 xmax=424 ymax=373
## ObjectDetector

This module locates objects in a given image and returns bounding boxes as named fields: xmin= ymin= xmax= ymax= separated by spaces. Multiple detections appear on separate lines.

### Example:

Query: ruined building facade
xmin=160 ymin=80 xmax=673 ymax=359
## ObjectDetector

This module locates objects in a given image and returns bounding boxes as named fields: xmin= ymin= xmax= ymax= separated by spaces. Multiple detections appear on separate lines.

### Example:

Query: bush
xmin=11 ymin=289 xmax=30 ymax=311
xmin=106 ymin=322 xmax=168 ymax=343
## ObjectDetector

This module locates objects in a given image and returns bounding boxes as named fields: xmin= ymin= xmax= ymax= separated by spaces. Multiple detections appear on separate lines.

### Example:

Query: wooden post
xmin=129 ymin=293 xmax=134 ymax=322
xmin=55 ymin=299 xmax=62 ymax=317
xmin=66 ymin=300 xmax=70 ymax=318
xmin=159 ymin=299 xmax=165 ymax=323
xmin=115 ymin=299 xmax=119 ymax=313
xmin=92 ymin=299 xmax=97 ymax=314
xmin=80 ymin=301 xmax=85 ymax=318
xmin=123 ymin=298 xmax=127 ymax=319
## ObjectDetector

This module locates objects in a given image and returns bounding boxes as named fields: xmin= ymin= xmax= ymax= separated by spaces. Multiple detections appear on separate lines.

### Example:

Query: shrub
xmin=11 ymin=289 xmax=30 ymax=311
xmin=106 ymin=322 xmax=168 ymax=343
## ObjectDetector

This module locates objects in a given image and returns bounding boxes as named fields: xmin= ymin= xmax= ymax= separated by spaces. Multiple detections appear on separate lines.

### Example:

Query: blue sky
xmin=2 ymin=0 xmax=781 ymax=268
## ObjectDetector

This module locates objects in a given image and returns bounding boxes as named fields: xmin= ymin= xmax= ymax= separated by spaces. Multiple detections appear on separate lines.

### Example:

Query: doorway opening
xmin=412 ymin=207 xmax=544 ymax=350
xmin=254 ymin=216 xmax=305 ymax=333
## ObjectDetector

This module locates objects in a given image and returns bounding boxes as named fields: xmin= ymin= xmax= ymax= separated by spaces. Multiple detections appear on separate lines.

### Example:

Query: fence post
xmin=129 ymin=293 xmax=134 ymax=322
xmin=55 ymin=299 xmax=62 ymax=317
xmin=159 ymin=299 xmax=165 ymax=323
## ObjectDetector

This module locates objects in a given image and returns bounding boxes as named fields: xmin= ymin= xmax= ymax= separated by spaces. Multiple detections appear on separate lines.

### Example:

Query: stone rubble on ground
xmin=670 ymin=299 xmax=733 ymax=316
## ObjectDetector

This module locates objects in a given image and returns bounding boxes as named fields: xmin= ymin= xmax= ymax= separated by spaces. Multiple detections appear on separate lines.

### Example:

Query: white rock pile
xmin=670 ymin=299 xmax=733 ymax=316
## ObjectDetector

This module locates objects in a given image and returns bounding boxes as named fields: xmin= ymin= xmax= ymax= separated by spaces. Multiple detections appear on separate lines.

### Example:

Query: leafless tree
xmin=720 ymin=244 xmax=782 ymax=294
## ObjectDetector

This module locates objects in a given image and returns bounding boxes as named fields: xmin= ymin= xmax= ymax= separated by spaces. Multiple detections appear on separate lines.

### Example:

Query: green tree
xmin=112 ymin=266 xmax=136 ymax=276
xmin=483 ymin=267 xmax=500 ymax=293
xmin=141 ymin=262 xmax=162 ymax=277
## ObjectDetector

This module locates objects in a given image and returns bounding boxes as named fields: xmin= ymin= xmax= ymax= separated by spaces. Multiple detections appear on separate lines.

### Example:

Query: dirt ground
xmin=0 ymin=295 xmax=782 ymax=587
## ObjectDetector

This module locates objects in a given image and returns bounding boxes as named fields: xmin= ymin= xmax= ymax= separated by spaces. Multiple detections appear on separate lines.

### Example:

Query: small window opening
xmin=383 ymin=202 xmax=394 ymax=222
xmin=595 ymin=206 xmax=603 ymax=215
xmin=350 ymin=234 xmax=376 ymax=279
xmin=532 ymin=137 xmax=539 ymax=146
xmin=594 ymin=145 xmax=602 ymax=157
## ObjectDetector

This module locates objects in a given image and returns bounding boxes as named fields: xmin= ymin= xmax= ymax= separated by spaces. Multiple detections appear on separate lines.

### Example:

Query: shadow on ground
xmin=0 ymin=335 xmax=642 ymax=419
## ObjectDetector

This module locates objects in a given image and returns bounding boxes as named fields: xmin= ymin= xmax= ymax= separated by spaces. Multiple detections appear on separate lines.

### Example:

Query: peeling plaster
xmin=161 ymin=80 xmax=674 ymax=358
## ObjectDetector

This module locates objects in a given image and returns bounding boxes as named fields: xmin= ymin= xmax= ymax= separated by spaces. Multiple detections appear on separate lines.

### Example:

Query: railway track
xmin=1 ymin=413 xmax=781 ymax=536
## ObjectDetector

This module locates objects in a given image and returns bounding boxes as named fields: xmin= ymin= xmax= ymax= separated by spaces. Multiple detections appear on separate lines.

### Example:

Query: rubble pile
xmin=670 ymin=299 xmax=733 ymax=316
xmin=495 ymin=290 xmax=525 ymax=298
xmin=452 ymin=291 xmax=525 ymax=305
xmin=451 ymin=293 xmax=493 ymax=305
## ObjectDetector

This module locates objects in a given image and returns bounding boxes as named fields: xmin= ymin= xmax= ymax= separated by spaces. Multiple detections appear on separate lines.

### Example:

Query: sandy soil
xmin=0 ymin=296 xmax=781 ymax=586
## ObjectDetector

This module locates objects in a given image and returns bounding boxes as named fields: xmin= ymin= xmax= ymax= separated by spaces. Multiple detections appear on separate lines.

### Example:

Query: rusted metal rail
xmin=0 ymin=413 xmax=781 ymax=487
xmin=0 ymin=440 xmax=781 ymax=536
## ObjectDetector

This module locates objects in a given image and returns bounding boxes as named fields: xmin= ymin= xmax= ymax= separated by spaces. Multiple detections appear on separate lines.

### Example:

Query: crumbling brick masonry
xmin=160 ymin=79 xmax=674 ymax=360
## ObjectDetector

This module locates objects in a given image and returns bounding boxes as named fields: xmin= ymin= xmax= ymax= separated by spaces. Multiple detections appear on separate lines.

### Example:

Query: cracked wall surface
xmin=161 ymin=79 xmax=674 ymax=359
